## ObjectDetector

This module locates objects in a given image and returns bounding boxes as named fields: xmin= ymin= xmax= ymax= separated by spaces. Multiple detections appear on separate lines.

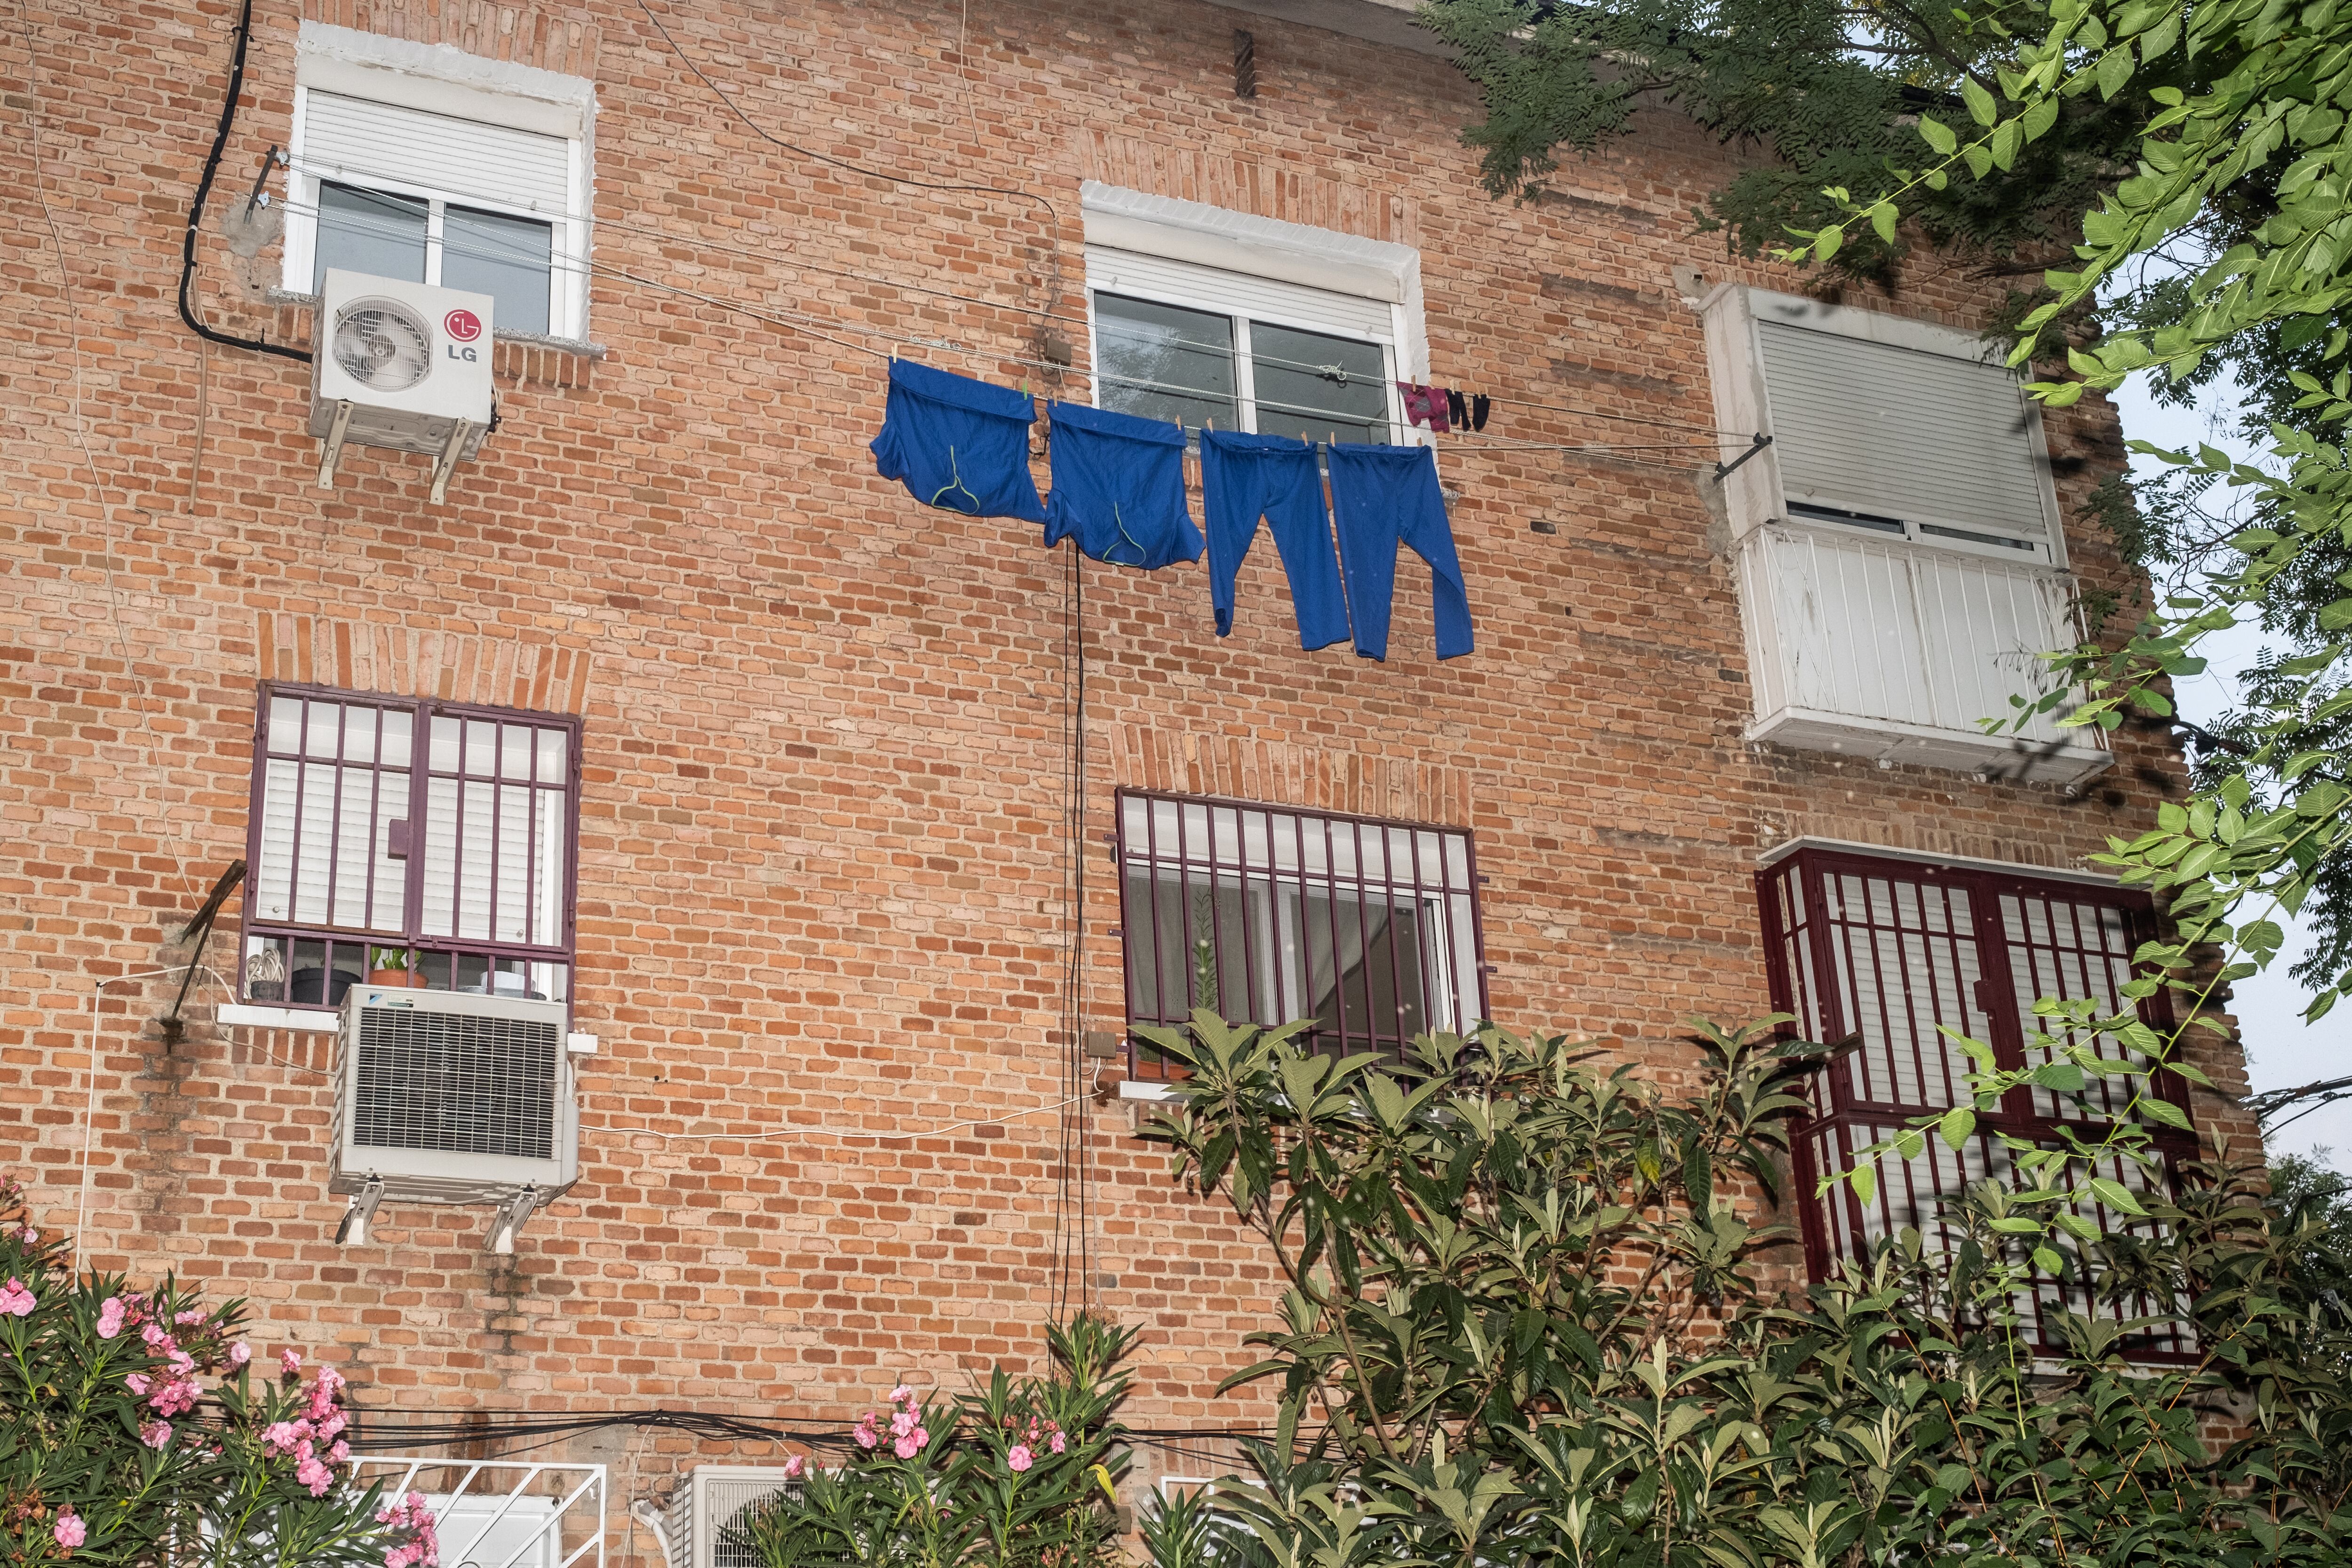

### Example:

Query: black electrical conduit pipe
xmin=180 ymin=0 xmax=312 ymax=364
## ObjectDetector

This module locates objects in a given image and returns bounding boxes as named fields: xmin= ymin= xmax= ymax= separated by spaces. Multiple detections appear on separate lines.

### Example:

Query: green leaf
xmin=1850 ymin=1163 xmax=1877 ymax=1207
xmin=1990 ymin=119 xmax=2022 ymax=170
xmin=2087 ymin=1177 xmax=2147 ymax=1216
xmin=1939 ymin=1106 xmax=1977 ymax=1150
xmin=1962 ymin=76 xmax=1998 ymax=126
xmin=1869 ymin=201 xmax=1898 ymax=243
xmin=1919 ymin=115 xmax=1958 ymax=154
xmin=2141 ymin=1096 xmax=2192 ymax=1130
xmin=2096 ymin=45 xmax=2134 ymax=99
xmin=1815 ymin=225 xmax=1845 ymax=261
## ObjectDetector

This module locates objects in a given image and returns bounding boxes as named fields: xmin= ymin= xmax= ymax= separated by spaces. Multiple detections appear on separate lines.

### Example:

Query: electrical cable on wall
xmin=630 ymin=0 xmax=1069 ymax=332
xmin=181 ymin=0 xmax=310 ymax=363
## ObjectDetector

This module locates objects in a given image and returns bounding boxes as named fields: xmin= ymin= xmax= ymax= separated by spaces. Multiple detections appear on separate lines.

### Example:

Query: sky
xmin=2106 ymin=376 xmax=2350 ymax=1172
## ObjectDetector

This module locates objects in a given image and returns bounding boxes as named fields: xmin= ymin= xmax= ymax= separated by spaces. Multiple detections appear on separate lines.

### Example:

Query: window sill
xmin=1117 ymin=1079 xmax=1179 ymax=1102
xmin=265 ymin=289 xmax=607 ymax=359
xmin=1748 ymin=706 xmax=2114 ymax=785
xmin=217 ymin=1003 xmax=340 ymax=1033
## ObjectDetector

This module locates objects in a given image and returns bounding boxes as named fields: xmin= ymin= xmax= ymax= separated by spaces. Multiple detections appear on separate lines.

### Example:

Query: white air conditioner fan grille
xmin=351 ymin=1005 xmax=562 ymax=1160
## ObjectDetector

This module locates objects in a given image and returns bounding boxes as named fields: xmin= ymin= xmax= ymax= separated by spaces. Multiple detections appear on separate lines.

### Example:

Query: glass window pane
xmin=1249 ymin=323 xmax=1389 ymax=445
xmin=501 ymin=725 xmax=533 ymax=781
xmin=313 ymin=182 xmax=427 ymax=292
xmin=441 ymin=205 xmax=553 ymax=336
xmin=1094 ymin=293 xmax=1236 ymax=437
xmin=381 ymin=708 xmax=413 ymax=770
xmin=267 ymin=696 xmax=302 ymax=756
xmin=430 ymin=715 xmax=461 ymax=774
xmin=535 ymin=728 xmax=567 ymax=786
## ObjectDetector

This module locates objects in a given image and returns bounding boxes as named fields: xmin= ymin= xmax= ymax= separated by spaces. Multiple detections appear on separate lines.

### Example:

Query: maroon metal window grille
xmin=1762 ymin=846 xmax=2196 ymax=1360
xmin=1114 ymin=790 xmax=1489 ymax=1077
xmin=238 ymin=682 xmax=583 ymax=1013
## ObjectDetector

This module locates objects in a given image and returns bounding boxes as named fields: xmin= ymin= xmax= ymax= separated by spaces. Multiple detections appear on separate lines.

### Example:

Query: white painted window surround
xmin=1080 ymin=182 xmax=1430 ymax=445
xmin=1700 ymin=285 xmax=2109 ymax=784
xmin=282 ymin=22 xmax=595 ymax=342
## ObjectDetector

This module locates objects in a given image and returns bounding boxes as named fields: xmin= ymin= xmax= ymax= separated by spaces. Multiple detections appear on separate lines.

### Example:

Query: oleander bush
xmin=1131 ymin=1012 xmax=2352 ymax=1568
xmin=0 ymin=1174 xmax=434 ymax=1568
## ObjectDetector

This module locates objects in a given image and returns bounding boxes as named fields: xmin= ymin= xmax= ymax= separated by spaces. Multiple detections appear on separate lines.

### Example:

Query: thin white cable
xmin=73 ymin=963 xmax=238 ymax=1270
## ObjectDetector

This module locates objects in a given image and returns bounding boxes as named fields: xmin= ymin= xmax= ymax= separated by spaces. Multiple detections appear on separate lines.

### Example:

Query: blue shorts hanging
xmin=870 ymin=357 xmax=1046 ymax=523
xmin=1044 ymin=402 xmax=1202 ymax=569
xmin=1200 ymin=430 xmax=1350 ymax=652
xmin=1327 ymin=443 xmax=1474 ymax=661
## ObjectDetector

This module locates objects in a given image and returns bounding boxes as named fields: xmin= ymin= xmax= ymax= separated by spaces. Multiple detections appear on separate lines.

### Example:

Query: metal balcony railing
xmin=1734 ymin=522 xmax=2112 ymax=783
xmin=349 ymin=1458 xmax=606 ymax=1568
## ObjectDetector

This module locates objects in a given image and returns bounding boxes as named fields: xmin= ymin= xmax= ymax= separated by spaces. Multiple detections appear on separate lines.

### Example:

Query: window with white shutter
xmin=240 ymin=685 xmax=581 ymax=1012
xmin=1080 ymin=183 xmax=1428 ymax=447
xmin=282 ymin=24 xmax=594 ymax=340
xmin=1744 ymin=299 xmax=2062 ymax=561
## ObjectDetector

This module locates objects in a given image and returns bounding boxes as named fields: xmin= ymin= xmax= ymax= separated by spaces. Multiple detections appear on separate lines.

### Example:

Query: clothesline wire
xmin=271 ymin=187 xmax=1086 ymax=379
xmin=275 ymin=162 xmax=1750 ymax=442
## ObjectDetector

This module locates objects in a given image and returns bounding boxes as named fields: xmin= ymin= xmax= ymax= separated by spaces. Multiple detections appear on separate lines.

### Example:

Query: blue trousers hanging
xmin=1200 ymin=430 xmax=1350 ymax=651
xmin=1327 ymin=443 xmax=1474 ymax=661
xmin=1044 ymin=402 xmax=1202 ymax=569
xmin=869 ymin=357 xmax=1046 ymax=523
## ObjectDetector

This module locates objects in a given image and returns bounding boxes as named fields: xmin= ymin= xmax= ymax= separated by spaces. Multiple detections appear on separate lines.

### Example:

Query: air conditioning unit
xmin=309 ymin=269 xmax=494 ymax=502
xmin=657 ymin=1467 xmax=806 ymax=1568
xmin=329 ymin=986 xmax=577 ymax=1207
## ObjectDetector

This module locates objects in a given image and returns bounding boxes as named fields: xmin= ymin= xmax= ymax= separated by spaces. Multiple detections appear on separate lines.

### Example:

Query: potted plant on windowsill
xmin=366 ymin=948 xmax=416 ymax=988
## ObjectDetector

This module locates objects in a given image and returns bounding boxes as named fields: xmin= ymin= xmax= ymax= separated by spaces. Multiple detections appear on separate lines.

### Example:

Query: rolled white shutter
xmin=302 ymin=91 xmax=574 ymax=218
xmin=1087 ymin=246 xmax=1394 ymax=342
xmin=1757 ymin=321 xmax=2054 ymax=546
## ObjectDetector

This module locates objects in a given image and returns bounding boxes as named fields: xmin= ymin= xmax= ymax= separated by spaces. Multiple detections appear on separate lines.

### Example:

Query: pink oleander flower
xmin=890 ymin=1408 xmax=916 ymax=1439
xmin=263 ymin=1419 xmax=312 ymax=1457
xmin=142 ymin=1322 xmax=170 ymax=1349
xmin=53 ymin=1509 xmax=86 ymax=1552
xmin=175 ymin=1308 xmax=205 ymax=1326
xmin=851 ymin=1413 xmax=879 ymax=1450
xmin=125 ymin=1372 xmax=151 ymax=1395
xmin=95 ymin=1297 xmax=125 ymax=1338
xmin=281 ymin=1348 xmax=303 ymax=1376
xmin=150 ymin=1375 xmax=202 ymax=1416
xmin=229 ymin=1340 xmax=251 ymax=1367
xmin=297 ymin=1453 xmax=334 ymax=1496
xmin=1007 ymin=1444 xmax=1033 ymax=1473
xmin=377 ymin=1491 xmax=441 ymax=1568
xmin=140 ymin=1419 xmax=173 ymax=1450
xmin=912 ymin=1427 xmax=929 ymax=1451
xmin=1049 ymin=1431 xmax=1066 ymax=1454
xmin=782 ymin=1455 xmax=807 ymax=1481
xmin=0 ymin=1278 xmax=34 ymax=1316
xmin=889 ymin=1384 xmax=914 ymax=1405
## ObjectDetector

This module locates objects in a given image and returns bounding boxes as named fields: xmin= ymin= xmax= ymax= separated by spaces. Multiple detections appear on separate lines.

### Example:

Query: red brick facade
xmin=0 ymin=0 xmax=2257 ymax=1546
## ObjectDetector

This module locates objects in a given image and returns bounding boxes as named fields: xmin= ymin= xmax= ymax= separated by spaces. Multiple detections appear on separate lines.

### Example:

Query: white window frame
xmin=1700 ymin=285 xmax=2070 ymax=570
xmin=1079 ymin=182 xmax=1430 ymax=445
xmin=282 ymin=23 xmax=595 ymax=342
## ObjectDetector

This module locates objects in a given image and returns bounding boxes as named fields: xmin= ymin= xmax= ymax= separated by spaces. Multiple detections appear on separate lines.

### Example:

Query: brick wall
xmin=0 ymin=0 xmax=2257 ymax=1545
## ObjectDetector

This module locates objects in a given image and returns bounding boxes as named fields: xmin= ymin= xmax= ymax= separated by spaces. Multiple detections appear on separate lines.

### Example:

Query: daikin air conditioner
xmin=652 ymin=1467 xmax=807 ymax=1568
xmin=309 ymin=269 xmax=493 ymax=502
xmin=329 ymin=986 xmax=577 ymax=1210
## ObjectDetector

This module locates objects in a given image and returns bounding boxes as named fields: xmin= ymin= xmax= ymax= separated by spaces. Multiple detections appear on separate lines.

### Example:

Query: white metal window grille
xmin=1116 ymin=792 xmax=1486 ymax=1076
xmin=1762 ymin=847 xmax=2195 ymax=1359
xmin=242 ymin=684 xmax=580 ymax=1010
xmin=285 ymin=88 xmax=588 ymax=338
xmin=1086 ymin=247 xmax=1402 ymax=444
xmin=1755 ymin=320 xmax=2058 ymax=559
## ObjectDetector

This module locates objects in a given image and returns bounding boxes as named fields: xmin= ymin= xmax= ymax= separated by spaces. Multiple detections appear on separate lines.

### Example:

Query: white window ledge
xmin=1118 ymin=1079 xmax=1180 ymax=1102
xmin=217 ymin=1003 xmax=339 ymax=1033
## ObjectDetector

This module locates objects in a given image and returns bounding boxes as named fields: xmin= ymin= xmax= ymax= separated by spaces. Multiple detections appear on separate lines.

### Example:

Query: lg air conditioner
xmin=657 ymin=1467 xmax=807 ymax=1568
xmin=309 ymin=269 xmax=494 ymax=501
xmin=329 ymin=986 xmax=577 ymax=1210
